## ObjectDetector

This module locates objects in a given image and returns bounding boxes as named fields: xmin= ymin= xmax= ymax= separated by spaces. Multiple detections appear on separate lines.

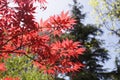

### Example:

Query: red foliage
xmin=0 ymin=63 xmax=6 ymax=71
xmin=0 ymin=0 xmax=84 ymax=76
xmin=3 ymin=77 xmax=20 ymax=80
xmin=40 ymin=11 xmax=76 ymax=36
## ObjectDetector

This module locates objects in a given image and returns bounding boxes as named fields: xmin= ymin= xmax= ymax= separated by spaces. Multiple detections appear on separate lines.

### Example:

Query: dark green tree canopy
xmin=61 ymin=0 xmax=110 ymax=80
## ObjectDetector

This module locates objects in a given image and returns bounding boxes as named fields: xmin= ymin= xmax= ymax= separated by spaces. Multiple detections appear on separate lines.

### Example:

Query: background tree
xmin=60 ymin=0 xmax=109 ymax=80
xmin=1 ymin=55 xmax=53 ymax=80
xmin=89 ymin=0 xmax=120 ymax=80
xmin=89 ymin=0 xmax=120 ymax=37
xmin=112 ymin=57 xmax=120 ymax=80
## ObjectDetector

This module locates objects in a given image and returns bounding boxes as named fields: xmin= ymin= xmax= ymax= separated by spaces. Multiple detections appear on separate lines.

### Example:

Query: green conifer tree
xmin=62 ymin=0 xmax=110 ymax=80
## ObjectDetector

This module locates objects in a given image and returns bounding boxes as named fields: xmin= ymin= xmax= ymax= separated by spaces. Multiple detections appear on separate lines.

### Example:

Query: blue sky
xmin=35 ymin=0 xmax=73 ymax=21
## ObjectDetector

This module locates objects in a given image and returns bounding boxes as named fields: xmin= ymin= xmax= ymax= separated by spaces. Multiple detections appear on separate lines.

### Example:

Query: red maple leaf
xmin=0 ymin=63 xmax=6 ymax=71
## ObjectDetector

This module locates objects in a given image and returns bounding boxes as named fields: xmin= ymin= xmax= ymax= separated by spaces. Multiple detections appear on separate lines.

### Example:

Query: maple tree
xmin=0 ymin=0 xmax=84 ymax=79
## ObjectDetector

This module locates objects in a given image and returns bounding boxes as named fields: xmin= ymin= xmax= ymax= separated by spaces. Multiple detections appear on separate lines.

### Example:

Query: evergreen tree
xmin=112 ymin=57 xmax=120 ymax=80
xmin=63 ymin=0 xmax=110 ymax=80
